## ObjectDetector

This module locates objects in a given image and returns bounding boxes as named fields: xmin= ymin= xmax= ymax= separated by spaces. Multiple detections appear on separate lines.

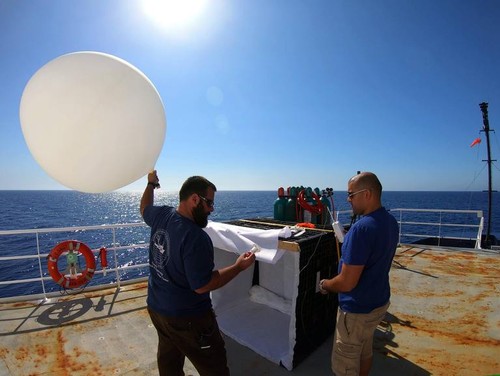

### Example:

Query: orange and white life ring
xmin=47 ymin=240 xmax=96 ymax=289
xmin=297 ymin=190 xmax=323 ymax=215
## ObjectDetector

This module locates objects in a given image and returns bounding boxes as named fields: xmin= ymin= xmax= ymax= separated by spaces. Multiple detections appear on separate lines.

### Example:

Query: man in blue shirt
xmin=140 ymin=171 xmax=255 ymax=376
xmin=319 ymin=172 xmax=399 ymax=376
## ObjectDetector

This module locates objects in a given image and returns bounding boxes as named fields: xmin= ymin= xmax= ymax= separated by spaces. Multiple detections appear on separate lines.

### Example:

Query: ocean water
xmin=0 ymin=190 xmax=498 ymax=298
xmin=1 ymin=190 xmax=498 ymax=230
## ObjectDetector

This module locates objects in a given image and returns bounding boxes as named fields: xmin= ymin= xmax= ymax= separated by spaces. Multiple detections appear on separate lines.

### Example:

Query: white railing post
xmin=438 ymin=211 xmax=442 ymax=247
xmin=476 ymin=217 xmax=484 ymax=249
xmin=35 ymin=232 xmax=48 ymax=300
xmin=112 ymin=227 xmax=121 ymax=289
xmin=398 ymin=210 xmax=403 ymax=245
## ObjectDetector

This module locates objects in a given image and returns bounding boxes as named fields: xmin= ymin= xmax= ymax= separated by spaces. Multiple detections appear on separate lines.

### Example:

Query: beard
xmin=193 ymin=202 xmax=209 ymax=228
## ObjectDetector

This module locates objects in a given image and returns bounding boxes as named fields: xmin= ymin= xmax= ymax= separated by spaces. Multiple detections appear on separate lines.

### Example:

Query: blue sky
xmin=1 ymin=0 xmax=499 ymax=192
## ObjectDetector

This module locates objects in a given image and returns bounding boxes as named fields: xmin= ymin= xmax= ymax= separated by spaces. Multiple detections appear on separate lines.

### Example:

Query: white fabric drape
xmin=204 ymin=221 xmax=291 ymax=264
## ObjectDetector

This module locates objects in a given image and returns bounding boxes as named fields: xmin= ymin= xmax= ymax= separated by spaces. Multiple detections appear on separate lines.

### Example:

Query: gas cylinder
xmin=285 ymin=187 xmax=297 ymax=221
xmin=303 ymin=187 xmax=317 ymax=224
xmin=273 ymin=187 xmax=287 ymax=221
xmin=320 ymin=190 xmax=333 ymax=225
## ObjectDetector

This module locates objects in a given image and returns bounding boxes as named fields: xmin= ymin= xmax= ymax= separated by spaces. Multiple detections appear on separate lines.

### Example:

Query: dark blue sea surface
xmin=0 ymin=190 xmax=498 ymax=298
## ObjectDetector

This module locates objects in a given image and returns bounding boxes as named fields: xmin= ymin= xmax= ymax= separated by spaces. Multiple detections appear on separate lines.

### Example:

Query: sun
xmin=142 ymin=0 xmax=208 ymax=32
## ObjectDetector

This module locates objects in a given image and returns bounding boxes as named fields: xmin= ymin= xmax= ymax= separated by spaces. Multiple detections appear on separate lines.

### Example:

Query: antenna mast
xmin=479 ymin=102 xmax=495 ymax=247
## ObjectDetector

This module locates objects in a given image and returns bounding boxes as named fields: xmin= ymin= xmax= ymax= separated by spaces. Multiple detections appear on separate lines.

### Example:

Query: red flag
xmin=470 ymin=137 xmax=481 ymax=147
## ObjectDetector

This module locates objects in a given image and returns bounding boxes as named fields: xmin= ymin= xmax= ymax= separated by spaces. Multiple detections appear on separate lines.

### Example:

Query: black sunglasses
xmin=198 ymin=194 xmax=214 ymax=208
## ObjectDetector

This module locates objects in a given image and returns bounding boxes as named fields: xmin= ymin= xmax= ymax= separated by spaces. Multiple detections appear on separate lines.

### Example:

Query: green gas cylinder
xmin=273 ymin=187 xmax=287 ymax=221
xmin=320 ymin=190 xmax=333 ymax=225
xmin=285 ymin=187 xmax=297 ymax=221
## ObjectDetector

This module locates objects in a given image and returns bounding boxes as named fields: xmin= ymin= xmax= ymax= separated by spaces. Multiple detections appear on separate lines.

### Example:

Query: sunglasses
xmin=198 ymin=194 xmax=214 ymax=208
xmin=347 ymin=189 xmax=368 ymax=199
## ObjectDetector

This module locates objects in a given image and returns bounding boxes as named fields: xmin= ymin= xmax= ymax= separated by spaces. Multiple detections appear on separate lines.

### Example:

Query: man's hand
xmin=319 ymin=279 xmax=328 ymax=295
xmin=195 ymin=251 xmax=256 ymax=294
xmin=148 ymin=170 xmax=160 ymax=188
xmin=235 ymin=251 xmax=256 ymax=271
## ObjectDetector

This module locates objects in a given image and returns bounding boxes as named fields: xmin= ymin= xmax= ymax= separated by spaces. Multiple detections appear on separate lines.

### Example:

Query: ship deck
xmin=0 ymin=244 xmax=499 ymax=376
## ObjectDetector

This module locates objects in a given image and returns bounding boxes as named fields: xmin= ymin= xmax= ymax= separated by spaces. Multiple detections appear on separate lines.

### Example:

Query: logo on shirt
xmin=151 ymin=229 xmax=170 ymax=282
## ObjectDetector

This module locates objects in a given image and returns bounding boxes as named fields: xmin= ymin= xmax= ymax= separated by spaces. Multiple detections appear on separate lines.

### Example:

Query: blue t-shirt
xmin=143 ymin=205 xmax=214 ymax=317
xmin=338 ymin=207 xmax=399 ymax=313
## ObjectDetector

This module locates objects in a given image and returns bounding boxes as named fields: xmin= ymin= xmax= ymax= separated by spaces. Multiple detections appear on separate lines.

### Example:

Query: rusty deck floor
xmin=0 ymin=245 xmax=499 ymax=376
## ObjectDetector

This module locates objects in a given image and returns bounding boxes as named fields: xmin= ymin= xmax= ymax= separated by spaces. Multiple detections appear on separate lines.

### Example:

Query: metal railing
xmin=389 ymin=208 xmax=484 ymax=249
xmin=335 ymin=208 xmax=484 ymax=249
xmin=0 ymin=222 xmax=151 ymax=302
xmin=0 ymin=209 xmax=486 ymax=301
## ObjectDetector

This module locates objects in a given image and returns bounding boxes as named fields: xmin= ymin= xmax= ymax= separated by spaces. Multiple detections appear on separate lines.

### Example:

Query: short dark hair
xmin=179 ymin=176 xmax=217 ymax=201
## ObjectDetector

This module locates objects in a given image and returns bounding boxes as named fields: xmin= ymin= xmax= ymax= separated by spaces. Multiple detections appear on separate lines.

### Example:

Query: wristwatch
xmin=319 ymin=279 xmax=327 ymax=294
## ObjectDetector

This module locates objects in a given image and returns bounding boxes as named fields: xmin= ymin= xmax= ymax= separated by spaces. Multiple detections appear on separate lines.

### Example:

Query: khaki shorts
xmin=331 ymin=302 xmax=389 ymax=376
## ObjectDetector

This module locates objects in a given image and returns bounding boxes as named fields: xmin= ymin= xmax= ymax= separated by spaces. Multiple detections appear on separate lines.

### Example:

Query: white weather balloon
xmin=20 ymin=51 xmax=166 ymax=193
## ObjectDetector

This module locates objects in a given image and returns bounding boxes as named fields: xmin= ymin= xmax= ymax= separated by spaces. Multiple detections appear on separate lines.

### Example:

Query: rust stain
xmin=386 ymin=246 xmax=500 ymax=374
xmin=121 ymin=281 xmax=148 ymax=291
xmin=52 ymin=329 xmax=105 ymax=375
xmin=394 ymin=247 xmax=498 ymax=278
xmin=380 ymin=314 xmax=500 ymax=375
xmin=4 ymin=327 xmax=118 ymax=376
xmin=12 ymin=301 xmax=39 ymax=308
xmin=0 ymin=347 xmax=9 ymax=357
xmin=388 ymin=333 xmax=500 ymax=375
xmin=1 ymin=283 xmax=149 ymax=375
xmin=137 ymin=307 xmax=150 ymax=317
xmin=396 ymin=312 xmax=499 ymax=347
xmin=15 ymin=346 xmax=29 ymax=361
xmin=35 ymin=343 xmax=47 ymax=357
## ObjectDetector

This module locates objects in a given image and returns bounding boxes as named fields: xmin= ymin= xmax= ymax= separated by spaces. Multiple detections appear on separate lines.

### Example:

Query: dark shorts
xmin=332 ymin=302 xmax=390 ymax=376
xmin=148 ymin=307 xmax=230 ymax=376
